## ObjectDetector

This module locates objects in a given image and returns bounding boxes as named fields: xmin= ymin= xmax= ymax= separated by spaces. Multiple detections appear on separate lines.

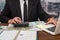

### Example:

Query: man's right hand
xmin=8 ymin=17 xmax=22 ymax=24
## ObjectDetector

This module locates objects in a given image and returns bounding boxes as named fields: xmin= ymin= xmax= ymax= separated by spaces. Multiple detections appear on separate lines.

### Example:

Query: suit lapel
xmin=28 ymin=0 xmax=32 ymax=18
xmin=14 ymin=0 xmax=22 ymax=18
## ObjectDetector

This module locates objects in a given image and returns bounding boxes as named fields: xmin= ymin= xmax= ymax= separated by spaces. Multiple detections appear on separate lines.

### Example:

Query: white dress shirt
xmin=20 ymin=0 xmax=28 ymax=22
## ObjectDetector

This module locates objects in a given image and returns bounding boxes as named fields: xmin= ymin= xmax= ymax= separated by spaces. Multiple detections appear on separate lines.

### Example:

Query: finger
xmin=14 ymin=17 xmax=21 ymax=20
xmin=13 ymin=17 xmax=22 ymax=23
xmin=17 ymin=17 xmax=21 ymax=20
xmin=54 ymin=22 xmax=57 ymax=26
xmin=12 ymin=19 xmax=17 ymax=24
xmin=8 ymin=19 xmax=13 ymax=24
xmin=14 ymin=19 xmax=22 ymax=23
xmin=14 ymin=18 xmax=22 ymax=23
xmin=17 ymin=17 xmax=22 ymax=22
xmin=53 ymin=21 xmax=57 ymax=26
xmin=46 ymin=20 xmax=57 ymax=26
xmin=46 ymin=21 xmax=52 ymax=25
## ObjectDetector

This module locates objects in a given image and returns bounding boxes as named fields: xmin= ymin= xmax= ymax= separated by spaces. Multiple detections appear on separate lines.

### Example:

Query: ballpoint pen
xmin=0 ymin=26 xmax=3 ymax=35
xmin=0 ymin=30 xmax=3 ymax=34
xmin=0 ymin=26 xmax=2 ymax=29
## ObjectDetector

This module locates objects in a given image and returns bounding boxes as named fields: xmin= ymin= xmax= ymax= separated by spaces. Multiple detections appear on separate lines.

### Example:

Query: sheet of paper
xmin=29 ymin=21 xmax=45 ymax=31
xmin=36 ymin=24 xmax=55 ymax=29
xmin=16 ymin=31 xmax=37 ymax=40
xmin=0 ymin=30 xmax=2 ymax=32
xmin=0 ymin=30 xmax=19 ymax=40
xmin=29 ymin=27 xmax=42 ymax=31
xmin=29 ymin=21 xmax=46 ymax=27
xmin=0 ymin=26 xmax=8 ymax=30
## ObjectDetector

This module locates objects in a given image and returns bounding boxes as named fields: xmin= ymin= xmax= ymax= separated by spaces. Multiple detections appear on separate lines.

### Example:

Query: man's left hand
xmin=46 ymin=17 xmax=57 ymax=26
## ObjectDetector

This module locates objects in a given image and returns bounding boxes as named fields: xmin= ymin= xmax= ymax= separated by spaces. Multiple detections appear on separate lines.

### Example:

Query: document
xmin=36 ymin=24 xmax=55 ymax=29
xmin=0 ymin=30 xmax=19 ymax=40
xmin=16 ymin=31 xmax=37 ymax=40
xmin=28 ymin=21 xmax=46 ymax=31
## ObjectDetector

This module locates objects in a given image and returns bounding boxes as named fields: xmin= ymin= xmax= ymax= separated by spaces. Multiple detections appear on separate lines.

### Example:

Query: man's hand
xmin=46 ymin=17 xmax=57 ymax=26
xmin=8 ymin=17 xmax=22 ymax=24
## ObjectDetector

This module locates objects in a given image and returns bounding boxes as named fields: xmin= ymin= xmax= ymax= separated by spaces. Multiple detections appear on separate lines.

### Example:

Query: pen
xmin=0 ymin=30 xmax=3 ymax=35
xmin=0 ymin=26 xmax=3 ymax=29
xmin=0 ymin=26 xmax=3 ymax=35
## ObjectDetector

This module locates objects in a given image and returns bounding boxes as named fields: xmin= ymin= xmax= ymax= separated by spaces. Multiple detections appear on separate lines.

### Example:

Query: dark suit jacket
xmin=0 ymin=0 xmax=51 ymax=23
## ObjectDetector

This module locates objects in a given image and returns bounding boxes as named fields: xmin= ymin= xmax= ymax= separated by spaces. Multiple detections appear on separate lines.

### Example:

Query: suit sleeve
xmin=37 ymin=0 xmax=52 ymax=22
xmin=0 ymin=0 xmax=11 ymax=23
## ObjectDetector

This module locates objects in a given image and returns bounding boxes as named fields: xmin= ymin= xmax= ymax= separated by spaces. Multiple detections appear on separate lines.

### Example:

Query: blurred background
xmin=41 ymin=0 xmax=60 ymax=19
xmin=0 ymin=0 xmax=5 ymax=12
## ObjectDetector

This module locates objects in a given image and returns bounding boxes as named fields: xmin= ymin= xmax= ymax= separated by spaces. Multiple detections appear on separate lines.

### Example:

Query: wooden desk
xmin=0 ymin=23 xmax=60 ymax=40
xmin=38 ymin=31 xmax=60 ymax=40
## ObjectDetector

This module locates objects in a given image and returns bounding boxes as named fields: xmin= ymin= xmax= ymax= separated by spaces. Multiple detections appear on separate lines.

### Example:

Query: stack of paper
xmin=0 ymin=30 xmax=19 ymax=40
xmin=16 ymin=31 xmax=37 ymax=40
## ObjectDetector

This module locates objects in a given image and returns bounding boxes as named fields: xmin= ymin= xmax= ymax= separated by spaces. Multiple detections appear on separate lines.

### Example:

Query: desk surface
xmin=38 ymin=31 xmax=60 ymax=40
xmin=0 ymin=23 xmax=60 ymax=40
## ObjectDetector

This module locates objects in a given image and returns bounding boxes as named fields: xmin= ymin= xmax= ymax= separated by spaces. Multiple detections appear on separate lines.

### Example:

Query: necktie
xmin=24 ymin=0 xmax=28 ymax=22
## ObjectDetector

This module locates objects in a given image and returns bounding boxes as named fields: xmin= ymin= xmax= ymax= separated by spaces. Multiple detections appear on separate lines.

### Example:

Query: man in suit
xmin=0 ymin=0 xmax=57 ymax=25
